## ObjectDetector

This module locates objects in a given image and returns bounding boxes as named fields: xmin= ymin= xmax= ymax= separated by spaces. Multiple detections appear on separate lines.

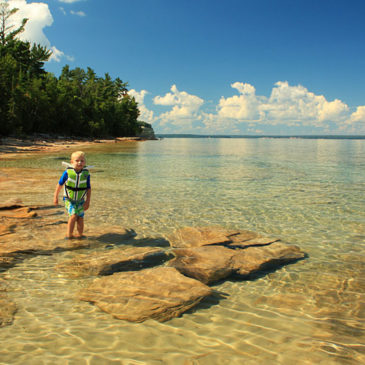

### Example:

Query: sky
xmin=5 ymin=0 xmax=365 ymax=135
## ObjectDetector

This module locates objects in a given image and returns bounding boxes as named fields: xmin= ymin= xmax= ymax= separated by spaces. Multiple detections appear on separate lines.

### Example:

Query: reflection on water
xmin=0 ymin=138 xmax=364 ymax=364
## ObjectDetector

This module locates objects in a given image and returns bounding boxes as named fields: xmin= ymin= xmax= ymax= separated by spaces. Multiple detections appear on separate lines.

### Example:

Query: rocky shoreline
xmin=0 ymin=199 xmax=306 ymax=325
xmin=0 ymin=136 xmax=155 ymax=158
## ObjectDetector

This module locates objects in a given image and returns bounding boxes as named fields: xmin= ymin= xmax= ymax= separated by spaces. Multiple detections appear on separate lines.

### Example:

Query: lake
xmin=0 ymin=138 xmax=364 ymax=364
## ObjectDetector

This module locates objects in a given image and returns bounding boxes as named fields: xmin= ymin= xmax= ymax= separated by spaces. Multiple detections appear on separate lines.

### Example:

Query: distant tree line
xmin=0 ymin=1 xmax=144 ymax=138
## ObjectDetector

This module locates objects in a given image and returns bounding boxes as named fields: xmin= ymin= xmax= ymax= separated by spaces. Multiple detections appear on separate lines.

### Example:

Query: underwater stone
xmin=57 ymin=246 xmax=172 ymax=277
xmin=169 ymin=227 xmax=306 ymax=284
xmin=79 ymin=267 xmax=212 ymax=322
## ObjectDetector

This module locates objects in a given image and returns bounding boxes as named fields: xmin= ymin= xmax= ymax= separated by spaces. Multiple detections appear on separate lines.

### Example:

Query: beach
xmin=0 ymin=136 xmax=148 ymax=158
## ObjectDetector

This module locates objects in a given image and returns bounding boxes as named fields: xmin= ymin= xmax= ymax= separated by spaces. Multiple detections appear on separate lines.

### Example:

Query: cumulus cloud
xmin=49 ymin=46 xmax=64 ymax=62
xmin=154 ymin=85 xmax=204 ymax=109
xmin=7 ymin=0 xmax=66 ymax=62
xmin=130 ymin=81 xmax=363 ymax=134
xmin=217 ymin=82 xmax=262 ymax=120
xmin=214 ymin=81 xmax=350 ymax=130
xmin=129 ymin=89 xmax=155 ymax=124
xmin=8 ymin=0 xmax=53 ymax=45
xmin=262 ymin=81 xmax=349 ymax=125
xmin=153 ymin=85 xmax=204 ymax=129
xmin=350 ymin=106 xmax=365 ymax=123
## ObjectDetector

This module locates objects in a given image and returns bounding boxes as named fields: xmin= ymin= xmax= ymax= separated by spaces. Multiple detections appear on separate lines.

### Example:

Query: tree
xmin=0 ymin=1 xmax=142 ymax=138
xmin=0 ymin=1 xmax=27 ymax=47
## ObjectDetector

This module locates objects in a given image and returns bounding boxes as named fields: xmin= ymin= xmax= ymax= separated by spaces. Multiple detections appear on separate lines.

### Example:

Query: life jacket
xmin=64 ymin=167 xmax=89 ymax=202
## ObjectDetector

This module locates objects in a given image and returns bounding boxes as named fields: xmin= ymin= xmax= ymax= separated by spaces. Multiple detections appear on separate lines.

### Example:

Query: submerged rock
xmin=169 ymin=227 xmax=306 ymax=284
xmin=168 ymin=226 xmax=279 ymax=249
xmin=168 ymin=226 xmax=232 ymax=248
xmin=170 ymin=246 xmax=236 ymax=284
xmin=0 ymin=201 xmax=136 ymax=270
xmin=231 ymin=241 xmax=306 ymax=276
xmin=57 ymin=246 xmax=172 ymax=277
xmin=79 ymin=267 xmax=212 ymax=322
xmin=227 ymin=231 xmax=280 ymax=248
xmin=0 ymin=199 xmax=308 ymax=325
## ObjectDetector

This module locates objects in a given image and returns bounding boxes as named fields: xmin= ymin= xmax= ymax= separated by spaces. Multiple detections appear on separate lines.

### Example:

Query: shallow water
xmin=0 ymin=138 xmax=364 ymax=364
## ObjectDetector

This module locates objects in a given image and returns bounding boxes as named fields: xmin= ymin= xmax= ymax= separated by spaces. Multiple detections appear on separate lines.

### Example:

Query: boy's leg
xmin=67 ymin=214 xmax=78 ymax=238
xmin=76 ymin=216 xmax=84 ymax=237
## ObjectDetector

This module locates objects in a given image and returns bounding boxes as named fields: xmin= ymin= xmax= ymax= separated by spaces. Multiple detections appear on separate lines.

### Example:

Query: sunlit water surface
xmin=0 ymin=138 xmax=364 ymax=364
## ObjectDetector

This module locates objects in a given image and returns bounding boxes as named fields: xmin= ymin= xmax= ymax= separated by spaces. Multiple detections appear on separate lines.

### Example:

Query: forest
xmin=0 ymin=1 xmax=145 ymax=138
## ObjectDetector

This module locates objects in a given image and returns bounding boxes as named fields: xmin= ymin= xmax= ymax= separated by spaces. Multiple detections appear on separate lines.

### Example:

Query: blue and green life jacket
xmin=64 ymin=168 xmax=89 ymax=202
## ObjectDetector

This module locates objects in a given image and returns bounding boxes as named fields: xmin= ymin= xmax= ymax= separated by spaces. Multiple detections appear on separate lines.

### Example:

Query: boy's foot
xmin=74 ymin=234 xmax=86 ymax=239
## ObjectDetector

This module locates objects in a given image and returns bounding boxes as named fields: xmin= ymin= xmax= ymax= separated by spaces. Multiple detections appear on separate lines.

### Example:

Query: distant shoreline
xmin=157 ymin=134 xmax=365 ymax=140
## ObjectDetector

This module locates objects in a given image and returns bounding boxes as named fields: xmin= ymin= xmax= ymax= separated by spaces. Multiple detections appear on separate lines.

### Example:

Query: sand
xmin=0 ymin=136 xmax=144 ymax=159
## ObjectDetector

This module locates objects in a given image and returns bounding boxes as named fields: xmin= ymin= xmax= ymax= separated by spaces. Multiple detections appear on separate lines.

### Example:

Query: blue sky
xmin=7 ymin=0 xmax=365 ymax=135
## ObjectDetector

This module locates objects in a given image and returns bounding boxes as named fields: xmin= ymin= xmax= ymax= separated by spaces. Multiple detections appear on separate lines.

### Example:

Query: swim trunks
xmin=64 ymin=199 xmax=85 ymax=217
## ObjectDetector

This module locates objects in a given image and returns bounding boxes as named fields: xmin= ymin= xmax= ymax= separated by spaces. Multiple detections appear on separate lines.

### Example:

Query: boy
xmin=53 ymin=151 xmax=91 ymax=238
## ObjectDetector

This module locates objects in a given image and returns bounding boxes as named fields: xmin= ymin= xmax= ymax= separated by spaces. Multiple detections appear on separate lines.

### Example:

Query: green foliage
xmin=0 ymin=1 xmax=141 ymax=138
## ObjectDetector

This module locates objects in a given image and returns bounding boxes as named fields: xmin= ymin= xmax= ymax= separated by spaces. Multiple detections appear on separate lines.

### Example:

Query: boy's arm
xmin=54 ymin=171 xmax=68 ymax=205
xmin=53 ymin=183 xmax=62 ymax=205
xmin=83 ymin=188 xmax=91 ymax=211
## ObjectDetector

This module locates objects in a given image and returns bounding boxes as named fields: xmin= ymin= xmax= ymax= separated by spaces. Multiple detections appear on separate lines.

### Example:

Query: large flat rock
xmin=231 ymin=241 xmax=306 ymax=276
xmin=168 ymin=226 xmax=232 ymax=248
xmin=79 ymin=267 xmax=212 ymax=322
xmin=169 ymin=233 xmax=306 ymax=284
xmin=0 ymin=226 xmax=135 ymax=257
xmin=168 ymin=226 xmax=279 ymax=249
xmin=57 ymin=246 xmax=172 ymax=277
xmin=170 ymin=246 xmax=236 ymax=284
xmin=0 ymin=202 xmax=137 ymax=269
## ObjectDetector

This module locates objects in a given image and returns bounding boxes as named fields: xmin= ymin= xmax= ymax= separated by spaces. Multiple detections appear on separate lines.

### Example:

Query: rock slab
xmin=169 ymin=227 xmax=306 ymax=284
xmin=57 ymin=246 xmax=172 ymax=277
xmin=79 ymin=267 xmax=212 ymax=322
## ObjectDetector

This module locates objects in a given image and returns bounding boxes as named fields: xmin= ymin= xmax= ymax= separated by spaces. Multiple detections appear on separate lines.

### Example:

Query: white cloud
xmin=154 ymin=85 xmax=204 ymax=109
xmin=128 ymin=82 xmax=364 ymax=134
xmin=7 ymin=0 xmax=67 ymax=62
xmin=214 ymin=81 xmax=350 ymax=130
xmin=263 ymin=81 xmax=349 ymax=124
xmin=153 ymin=85 xmax=204 ymax=129
xmin=70 ymin=10 xmax=86 ymax=17
xmin=350 ymin=106 xmax=365 ymax=123
xmin=8 ymin=0 xmax=53 ymax=45
xmin=48 ymin=46 xmax=64 ymax=62
xmin=129 ymin=89 xmax=155 ymax=124
xmin=217 ymin=82 xmax=261 ymax=120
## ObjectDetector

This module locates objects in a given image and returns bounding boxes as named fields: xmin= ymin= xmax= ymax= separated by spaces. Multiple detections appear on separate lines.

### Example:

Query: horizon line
xmin=156 ymin=134 xmax=365 ymax=140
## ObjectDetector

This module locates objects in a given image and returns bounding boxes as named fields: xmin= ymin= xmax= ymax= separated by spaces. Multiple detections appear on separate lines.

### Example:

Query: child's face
xmin=71 ymin=155 xmax=86 ymax=171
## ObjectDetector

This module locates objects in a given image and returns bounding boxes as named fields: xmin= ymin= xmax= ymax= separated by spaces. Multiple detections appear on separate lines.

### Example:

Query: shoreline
xmin=0 ymin=136 xmax=147 ymax=158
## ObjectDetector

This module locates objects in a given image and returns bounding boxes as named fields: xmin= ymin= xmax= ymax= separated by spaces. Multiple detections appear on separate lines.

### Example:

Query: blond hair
xmin=71 ymin=151 xmax=86 ymax=161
